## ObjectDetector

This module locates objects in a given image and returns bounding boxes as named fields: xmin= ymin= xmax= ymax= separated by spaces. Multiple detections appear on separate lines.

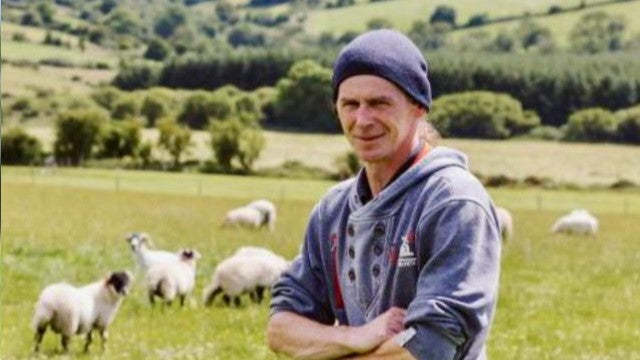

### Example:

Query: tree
xmin=210 ymin=118 xmax=265 ymax=173
xmin=516 ymin=20 xmax=555 ymax=52
xmin=144 ymin=37 xmax=173 ymax=61
xmin=104 ymin=8 xmax=143 ymax=36
xmin=35 ymin=2 xmax=55 ymax=24
xmin=1 ymin=127 xmax=43 ymax=165
xmin=154 ymin=6 xmax=187 ymax=38
xmin=409 ymin=21 xmax=451 ymax=50
xmin=429 ymin=5 xmax=456 ymax=27
xmin=91 ymin=86 xmax=123 ymax=111
xmin=100 ymin=0 xmax=119 ymax=14
xmin=54 ymin=109 xmax=107 ymax=166
xmin=466 ymin=13 xmax=488 ymax=27
xmin=615 ymin=106 xmax=640 ymax=144
xmin=111 ymin=97 xmax=140 ymax=120
xmin=429 ymin=92 xmax=539 ymax=139
xmin=140 ymin=93 xmax=168 ymax=127
xmin=273 ymin=60 xmax=337 ymax=133
xmin=563 ymin=108 xmax=618 ymax=142
xmin=227 ymin=25 xmax=266 ymax=47
xmin=215 ymin=1 xmax=239 ymax=24
xmin=97 ymin=120 xmax=141 ymax=158
xmin=157 ymin=118 xmax=192 ymax=168
xmin=177 ymin=92 xmax=212 ymax=129
xmin=367 ymin=18 xmax=393 ymax=30
xmin=569 ymin=11 xmax=626 ymax=53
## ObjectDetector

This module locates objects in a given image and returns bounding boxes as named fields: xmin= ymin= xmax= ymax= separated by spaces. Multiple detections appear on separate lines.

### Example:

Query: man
xmin=267 ymin=29 xmax=501 ymax=360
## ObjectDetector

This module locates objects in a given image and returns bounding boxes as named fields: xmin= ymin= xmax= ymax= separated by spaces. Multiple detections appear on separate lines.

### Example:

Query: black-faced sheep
xmin=125 ymin=232 xmax=179 ymax=273
xmin=247 ymin=199 xmax=277 ymax=231
xmin=31 ymin=271 xmax=132 ymax=353
xmin=146 ymin=249 xmax=201 ymax=307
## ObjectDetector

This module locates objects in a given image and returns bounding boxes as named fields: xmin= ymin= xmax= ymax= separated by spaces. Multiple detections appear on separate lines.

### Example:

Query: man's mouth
xmin=355 ymin=134 xmax=384 ymax=141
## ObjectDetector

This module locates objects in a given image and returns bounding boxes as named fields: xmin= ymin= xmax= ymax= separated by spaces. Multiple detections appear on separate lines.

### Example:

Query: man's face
xmin=336 ymin=75 xmax=424 ymax=165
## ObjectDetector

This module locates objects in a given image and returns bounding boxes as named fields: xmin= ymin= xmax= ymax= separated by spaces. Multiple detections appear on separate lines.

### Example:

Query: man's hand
xmin=347 ymin=307 xmax=407 ymax=353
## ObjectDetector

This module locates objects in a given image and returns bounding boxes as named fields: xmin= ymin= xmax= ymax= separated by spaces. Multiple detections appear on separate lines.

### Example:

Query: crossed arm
xmin=266 ymin=308 xmax=416 ymax=360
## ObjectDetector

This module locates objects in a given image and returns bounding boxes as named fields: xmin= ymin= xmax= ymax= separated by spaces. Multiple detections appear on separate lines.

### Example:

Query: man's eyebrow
xmin=339 ymin=95 xmax=394 ymax=104
xmin=338 ymin=97 xmax=359 ymax=105
xmin=366 ymin=95 xmax=394 ymax=103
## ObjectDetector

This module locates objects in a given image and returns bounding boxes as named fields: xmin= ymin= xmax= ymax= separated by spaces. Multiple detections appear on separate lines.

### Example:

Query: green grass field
xmin=2 ymin=168 xmax=640 ymax=359
xmin=0 ymin=23 xmax=119 ymax=74
xmin=303 ymin=0 xmax=586 ymax=35
xmin=450 ymin=0 xmax=640 ymax=48
xmin=17 ymin=126 xmax=640 ymax=186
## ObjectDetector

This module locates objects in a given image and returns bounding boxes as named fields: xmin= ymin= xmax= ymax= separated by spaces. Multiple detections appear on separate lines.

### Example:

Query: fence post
xmin=536 ymin=195 xmax=542 ymax=212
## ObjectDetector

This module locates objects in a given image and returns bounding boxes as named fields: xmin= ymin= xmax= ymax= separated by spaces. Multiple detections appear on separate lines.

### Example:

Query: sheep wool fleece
xmin=271 ymin=146 xmax=501 ymax=360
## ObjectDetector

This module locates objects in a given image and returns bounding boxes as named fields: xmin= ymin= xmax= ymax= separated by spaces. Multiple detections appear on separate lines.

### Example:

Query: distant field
xmin=1 ymin=63 xmax=115 ymax=97
xmin=1 ymin=22 xmax=118 ymax=66
xmin=450 ymin=0 xmax=640 ymax=47
xmin=17 ymin=126 xmax=640 ymax=186
xmin=304 ymin=0 xmax=585 ymax=35
xmin=2 ymin=172 xmax=640 ymax=359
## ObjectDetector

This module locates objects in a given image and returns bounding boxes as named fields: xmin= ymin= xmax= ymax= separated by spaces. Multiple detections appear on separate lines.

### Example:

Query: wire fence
xmin=3 ymin=166 xmax=640 ymax=215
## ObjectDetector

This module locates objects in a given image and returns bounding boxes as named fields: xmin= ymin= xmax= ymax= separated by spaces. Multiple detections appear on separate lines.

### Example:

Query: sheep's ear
xmin=125 ymin=233 xmax=134 ymax=243
xmin=140 ymin=234 xmax=153 ymax=247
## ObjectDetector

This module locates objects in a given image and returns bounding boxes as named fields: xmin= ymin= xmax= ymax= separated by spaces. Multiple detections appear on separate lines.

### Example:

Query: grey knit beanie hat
xmin=332 ymin=29 xmax=432 ymax=110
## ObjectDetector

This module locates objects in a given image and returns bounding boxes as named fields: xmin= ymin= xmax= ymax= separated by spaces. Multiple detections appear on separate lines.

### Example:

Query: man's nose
xmin=354 ymin=105 xmax=374 ymax=126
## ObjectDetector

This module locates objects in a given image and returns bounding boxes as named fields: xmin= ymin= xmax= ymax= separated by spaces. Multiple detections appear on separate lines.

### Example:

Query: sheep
xmin=551 ymin=209 xmax=598 ymax=235
xmin=234 ymin=246 xmax=286 ymax=262
xmin=203 ymin=251 xmax=289 ymax=307
xmin=146 ymin=248 xmax=201 ymax=307
xmin=125 ymin=232 xmax=179 ymax=273
xmin=495 ymin=206 xmax=513 ymax=241
xmin=31 ymin=271 xmax=132 ymax=353
xmin=247 ymin=199 xmax=277 ymax=231
xmin=221 ymin=206 xmax=264 ymax=229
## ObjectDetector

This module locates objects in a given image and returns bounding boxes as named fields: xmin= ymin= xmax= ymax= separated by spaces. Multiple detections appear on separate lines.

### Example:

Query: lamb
xmin=551 ymin=209 xmax=598 ymax=235
xmin=203 ymin=250 xmax=289 ymax=307
xmin=495 ymin=206 xmax=513 ymax=241
xmin=31 ymin=271 xmax=132 ymax=353
xmin=146 ymin=248 xmax=201 ymax=307
xmin=125 ymin=232 xmax=179 ymax=273
xmin=247 ymin=199 xmax=277 ymax=231
xmin=221 ymin=206 xmax=264 ymax=229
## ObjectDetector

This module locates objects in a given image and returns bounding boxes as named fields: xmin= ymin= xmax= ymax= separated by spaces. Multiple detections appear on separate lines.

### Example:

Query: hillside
xmin=303 ymin=0 xmax=585 ymax=35
xmin=450 ymin=0 xmax=640 ymax=47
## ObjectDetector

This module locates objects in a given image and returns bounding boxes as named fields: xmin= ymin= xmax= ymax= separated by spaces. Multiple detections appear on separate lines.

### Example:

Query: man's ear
xmin=411 ymin=103 xmax=427 ymax=119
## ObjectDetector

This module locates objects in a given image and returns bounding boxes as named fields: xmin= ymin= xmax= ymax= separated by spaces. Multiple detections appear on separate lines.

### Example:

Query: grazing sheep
xmin=551 ymin=209 xmax=598 ymax=235
xmin=495 ymin=206 xmax=513 ymax=241
xmin=31 ymin=271 xmax=132 ymax=353
xmin=125 ymin=232 xmax=179 ymax=273
xmin=203 ymin=252 xmax=289 ymax=307
xmin=221 ymin=206 xmax=264 ymax=229
xmin=247 ymin=199 xmax=277 ymax=231
xmin=146 ymin=249 xmax=201 ymax=307
xmin=234 ymin=246 xmax=285 ymax=262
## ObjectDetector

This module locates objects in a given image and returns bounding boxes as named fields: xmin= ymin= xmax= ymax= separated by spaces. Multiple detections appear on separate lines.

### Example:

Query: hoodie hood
xmin=348 ymin=146 xmax=470 ymax=217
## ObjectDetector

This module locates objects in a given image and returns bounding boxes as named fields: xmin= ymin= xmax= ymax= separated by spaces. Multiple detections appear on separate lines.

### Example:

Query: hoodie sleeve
xmin=270 ymin=205 xmax=335 ymax=325
xmin=403 ymin=199 xmax=501 ymax=360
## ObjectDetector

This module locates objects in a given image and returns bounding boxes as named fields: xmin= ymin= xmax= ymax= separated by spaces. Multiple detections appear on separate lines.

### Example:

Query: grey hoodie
xmin=271 ymin=146 xmax=501 ymax=360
